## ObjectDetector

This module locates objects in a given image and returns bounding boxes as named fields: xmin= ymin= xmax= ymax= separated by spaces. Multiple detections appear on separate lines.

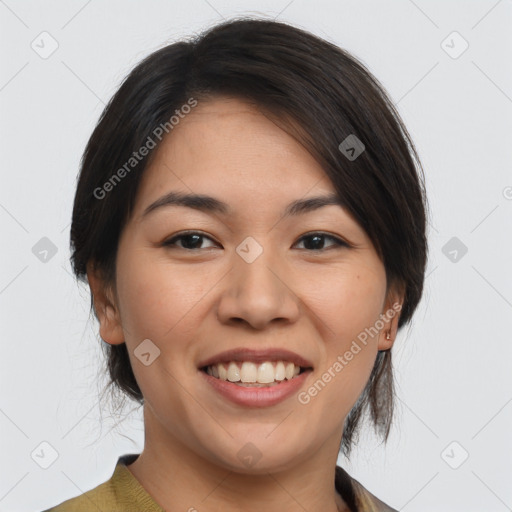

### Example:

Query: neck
xmin=126 ymin=406 xmax=350 ymax=512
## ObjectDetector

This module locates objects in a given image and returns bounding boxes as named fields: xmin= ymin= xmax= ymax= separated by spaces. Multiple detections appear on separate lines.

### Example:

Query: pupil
xmin=305 ymin=235 xmax=324 ymax=250
xmin=183 ymin=234 xmax=202 ymax=249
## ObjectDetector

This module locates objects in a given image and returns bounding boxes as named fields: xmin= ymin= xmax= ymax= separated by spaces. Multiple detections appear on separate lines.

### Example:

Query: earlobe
xmin=378 ymin=322 xmax=398 ymax=351
xmin=86 ymin=262 xmax=125 ymax=346
xmin=377 ymin=287 xmax=404 ymax=351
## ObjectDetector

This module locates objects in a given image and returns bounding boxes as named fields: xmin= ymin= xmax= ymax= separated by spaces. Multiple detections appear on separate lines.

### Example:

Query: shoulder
xmin=41 ymin=476 xmax=117 ymax=512
xmin=41 ymin=454 xmax=162 ymax=512
xmin=352 ymin=479 xmax=398 ymax=512
xmin=335 ymin=465 xmax=398 ymax=512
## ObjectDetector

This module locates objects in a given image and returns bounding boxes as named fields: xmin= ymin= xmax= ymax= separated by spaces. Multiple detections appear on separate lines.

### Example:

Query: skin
xmin=87 ymin=97 xmax=403 ymax=512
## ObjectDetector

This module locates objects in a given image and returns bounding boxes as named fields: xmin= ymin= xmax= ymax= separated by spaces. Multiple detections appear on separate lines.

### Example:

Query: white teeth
xmin=218 ymin=363 xmax=228 ymax=381
xmin=285 ymin=362 xmax=294 ymax=380
xmin=275 ymin=361 xmax=286 ymax=381
xmin=227 ymin=362 xmax=241 ymax=382
xmin=206 ymin=360 xmax=304 ymax=384
xmin=240 ymin=362 xmax=258 ymax=383
xmin=257 ymin=362 xmax=275 ymax=383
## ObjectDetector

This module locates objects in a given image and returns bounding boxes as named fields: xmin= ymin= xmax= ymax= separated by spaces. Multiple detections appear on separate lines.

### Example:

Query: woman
xmin=44 ymin=17 xmax=428 ymax=512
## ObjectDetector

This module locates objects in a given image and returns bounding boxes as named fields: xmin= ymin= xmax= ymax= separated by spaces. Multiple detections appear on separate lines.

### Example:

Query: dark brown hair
xmin=70 ymin=16 xmax=428 ymax=506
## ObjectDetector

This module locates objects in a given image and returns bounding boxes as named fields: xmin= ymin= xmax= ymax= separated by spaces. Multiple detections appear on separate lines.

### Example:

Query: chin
xmin=200 ymin=434 xmax=307 ymax=475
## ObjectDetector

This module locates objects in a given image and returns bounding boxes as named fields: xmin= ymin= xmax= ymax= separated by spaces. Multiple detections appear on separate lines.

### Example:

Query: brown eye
xmin=294 ymin=233 xmax=348 ymax=251
xmin=162 ymin=231 xmax=219 ymax=250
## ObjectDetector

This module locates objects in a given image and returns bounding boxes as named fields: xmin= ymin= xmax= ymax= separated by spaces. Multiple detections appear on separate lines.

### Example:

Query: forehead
xmin=134 ymin=97 xmax=335 ymax=213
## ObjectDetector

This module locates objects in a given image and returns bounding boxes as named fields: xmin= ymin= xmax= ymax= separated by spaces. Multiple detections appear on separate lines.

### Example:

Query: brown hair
xmin=70 ymin=16 xmax=428 ymax=504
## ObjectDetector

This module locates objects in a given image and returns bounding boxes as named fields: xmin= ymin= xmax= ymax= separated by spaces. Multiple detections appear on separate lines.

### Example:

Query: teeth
xmin=205 ymin=360 xmax=304 ymax=384
xmin=227 ymin=362 xmax=240 ymax=382
xmin=275 ymin=361 xmax=286 ymax=381
xmin=218 ymin=363 xmax=228 ymax=381
xmin=240 ymin=361 xmax=258 ymax=383
xmin=285 ymin=362 xmax=295 ymax=380
xmin=257 ymin=362 xmax=275 ymax=383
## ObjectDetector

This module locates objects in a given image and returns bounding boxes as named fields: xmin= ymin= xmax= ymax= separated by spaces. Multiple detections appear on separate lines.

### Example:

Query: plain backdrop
xmin=1 ymin=1 xmax=511 ymax=511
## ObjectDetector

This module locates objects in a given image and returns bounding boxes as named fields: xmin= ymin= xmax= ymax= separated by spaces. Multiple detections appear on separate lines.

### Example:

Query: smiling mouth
xmin=200 ymin=360 xmax=312 ymax=387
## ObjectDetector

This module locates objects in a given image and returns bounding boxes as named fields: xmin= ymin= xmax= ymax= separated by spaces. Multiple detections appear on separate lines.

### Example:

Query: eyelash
xmin=161 ymin=230 xmax=349 ymax=252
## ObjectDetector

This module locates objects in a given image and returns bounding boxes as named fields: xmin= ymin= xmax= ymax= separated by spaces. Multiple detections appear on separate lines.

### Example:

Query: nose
xmin=216 ymin=245 xmax=300 ymax=330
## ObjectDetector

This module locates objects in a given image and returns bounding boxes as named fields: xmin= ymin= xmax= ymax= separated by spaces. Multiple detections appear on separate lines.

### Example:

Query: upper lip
xmin=197 ymin=348 xmax=314 ymax=369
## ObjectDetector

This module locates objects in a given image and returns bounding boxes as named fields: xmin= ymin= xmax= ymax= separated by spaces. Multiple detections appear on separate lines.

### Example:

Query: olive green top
xmin=43 ymin=454 xmax=397 ymax=512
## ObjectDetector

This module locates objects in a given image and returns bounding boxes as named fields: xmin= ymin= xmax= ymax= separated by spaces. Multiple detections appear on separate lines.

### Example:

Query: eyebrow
xmin=141 ymin=191 xmax=344 ymax=219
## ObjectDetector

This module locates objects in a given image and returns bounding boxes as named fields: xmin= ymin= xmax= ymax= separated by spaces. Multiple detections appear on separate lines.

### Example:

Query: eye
xmin=294 ymin=232 xmax=349 ymax=251
xmin=162 ymin=231 xmax=349 ymax=252
xmin=162 ymin=231 xmax=220 ymax=250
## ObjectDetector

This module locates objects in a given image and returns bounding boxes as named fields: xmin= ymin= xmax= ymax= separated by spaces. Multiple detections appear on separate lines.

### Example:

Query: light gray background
xmin=1 ymin=1 xmax=511 ymax=511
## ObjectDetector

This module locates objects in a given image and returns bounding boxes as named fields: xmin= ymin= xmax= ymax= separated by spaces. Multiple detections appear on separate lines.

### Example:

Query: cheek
xmin=311 ymin=263 xmax=386 ymax=343
xmin=308 ymin=265 xmax=385 ymax=400
xmin=115 ymin=245 xmax=214 ymax=342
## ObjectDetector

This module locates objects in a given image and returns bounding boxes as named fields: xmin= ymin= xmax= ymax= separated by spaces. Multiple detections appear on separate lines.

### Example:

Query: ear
xmin=86 ymin=262 xmax=125 ymax=345
xmin=377 ymin=282 xmax=405 ymax=351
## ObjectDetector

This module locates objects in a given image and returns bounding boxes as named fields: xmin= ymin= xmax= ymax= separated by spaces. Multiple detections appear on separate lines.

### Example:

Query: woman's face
xmin=91 ymin=97 xmax=400 ymax=473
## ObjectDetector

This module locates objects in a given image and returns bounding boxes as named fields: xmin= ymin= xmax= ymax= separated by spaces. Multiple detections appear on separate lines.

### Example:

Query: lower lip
xmin=200 ymin=369 xmax=312 ymax=408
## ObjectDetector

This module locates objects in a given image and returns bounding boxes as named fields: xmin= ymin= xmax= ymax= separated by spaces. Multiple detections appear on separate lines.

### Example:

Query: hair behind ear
xmin=340 ymin=350 xmax=394 ymax=458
